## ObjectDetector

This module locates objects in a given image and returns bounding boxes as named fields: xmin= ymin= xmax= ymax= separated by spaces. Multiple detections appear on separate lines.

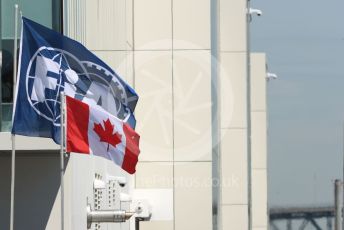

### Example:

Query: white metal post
xmin=210 ymin=0 xmax=221 ymax=229
xmin=10 ymin=4 xmax=19 ymax=230
xmin=246 ymin=0 xmax=252 ymax=229
xmin=60 ymin=92 xmax=65 ymax=230
xmin=342 ymin=123 xmax=344 ymax=230
xmin=335 ymin=179 xmax=343 ymax=230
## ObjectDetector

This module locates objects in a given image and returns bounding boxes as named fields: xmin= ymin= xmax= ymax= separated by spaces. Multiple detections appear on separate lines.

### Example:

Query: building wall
xmin=64 ymin=1 xmax=214 ymax=229
xmin=133 ymin=0 xmax=212 ymax=229
xmin=0 ymin=0 xmax=269 ymax=230
xmin=218 ymin=0 xmax=249 ymax=229
xmin=251 ymin=53 xmax=268 ymax=230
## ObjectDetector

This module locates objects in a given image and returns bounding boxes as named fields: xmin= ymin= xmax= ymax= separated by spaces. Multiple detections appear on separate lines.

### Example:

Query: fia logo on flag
xmin=12 ymin=18 xmax=138 ymax=144
xmin=26 ymin=46 xmax=130 ymax=126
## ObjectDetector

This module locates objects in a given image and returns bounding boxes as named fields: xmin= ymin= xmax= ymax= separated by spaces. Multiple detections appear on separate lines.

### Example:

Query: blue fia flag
xmin=12 ymin=17 xmax=138 ymax=144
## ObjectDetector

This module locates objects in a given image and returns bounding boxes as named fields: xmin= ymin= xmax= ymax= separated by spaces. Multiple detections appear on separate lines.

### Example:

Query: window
xmin=0 ymin=0 xmax=62 ymax=131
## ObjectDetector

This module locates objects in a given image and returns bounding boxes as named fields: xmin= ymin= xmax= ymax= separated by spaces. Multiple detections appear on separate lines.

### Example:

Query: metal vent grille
xmin=93 ymin=173 xmax=103 ymax=230
xmin=107 ymin=180 xmax=117 ymax=209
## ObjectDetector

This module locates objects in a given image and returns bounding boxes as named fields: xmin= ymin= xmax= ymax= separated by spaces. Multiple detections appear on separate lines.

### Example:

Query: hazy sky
xmin=251 ymin=0 xmax=344 ymax=207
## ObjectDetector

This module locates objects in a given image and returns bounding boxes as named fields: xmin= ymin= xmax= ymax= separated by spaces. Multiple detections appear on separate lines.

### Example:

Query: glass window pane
xmin=1 ymin=40 xmax=14 ymax=103
xmin=1 ymin=103 xmax=13 ymax=131
xmin=1 ymin=0 xmax=53 ymax=39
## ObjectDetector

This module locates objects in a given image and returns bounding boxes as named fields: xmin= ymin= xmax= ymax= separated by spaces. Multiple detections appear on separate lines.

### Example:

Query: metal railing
xmin=270 ymin=206 xmax=335 ymax=230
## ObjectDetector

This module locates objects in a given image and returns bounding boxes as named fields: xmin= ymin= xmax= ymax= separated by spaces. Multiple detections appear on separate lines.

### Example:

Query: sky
xmin=250 ymin=0 xmax=344 ymax=207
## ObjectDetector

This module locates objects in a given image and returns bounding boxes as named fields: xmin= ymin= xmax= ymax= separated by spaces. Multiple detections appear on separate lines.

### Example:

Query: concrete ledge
xmin=0 ymin=132 xmax=59 ymax=151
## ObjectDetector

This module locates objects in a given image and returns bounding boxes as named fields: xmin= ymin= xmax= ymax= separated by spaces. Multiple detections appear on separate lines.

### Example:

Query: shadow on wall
xmin=0 ymin=152 xmax=69 ymax=230
xmin=0 ymin=154 xmax=11 ymax=229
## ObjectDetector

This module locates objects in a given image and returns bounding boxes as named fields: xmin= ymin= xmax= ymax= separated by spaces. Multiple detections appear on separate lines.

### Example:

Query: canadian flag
xmin=66 ymin=96 xmax=140 ymax=174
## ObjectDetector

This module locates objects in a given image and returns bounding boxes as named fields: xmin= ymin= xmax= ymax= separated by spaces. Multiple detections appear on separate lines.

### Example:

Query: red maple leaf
xmin=93 ymin=119 xmax=122 ymax=151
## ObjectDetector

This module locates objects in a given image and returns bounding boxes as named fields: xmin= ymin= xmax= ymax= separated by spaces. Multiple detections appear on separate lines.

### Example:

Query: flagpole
xmin=10 ymin=4 xmax=19 ymax=230
xmin=60 ymin=92 xmax=65 ymax=230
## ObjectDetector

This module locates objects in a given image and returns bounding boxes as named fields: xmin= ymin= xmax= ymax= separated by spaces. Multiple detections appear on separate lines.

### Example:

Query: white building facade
xmin=0 ymin=0 xmax=268 ymax=229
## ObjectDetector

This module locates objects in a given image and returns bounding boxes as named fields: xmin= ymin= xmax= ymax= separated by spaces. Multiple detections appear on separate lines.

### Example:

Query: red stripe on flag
xmin=66 ymin=96 xmax=90 ymax=154
xmin=122 ymin=123 xmax=140 ymax=174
